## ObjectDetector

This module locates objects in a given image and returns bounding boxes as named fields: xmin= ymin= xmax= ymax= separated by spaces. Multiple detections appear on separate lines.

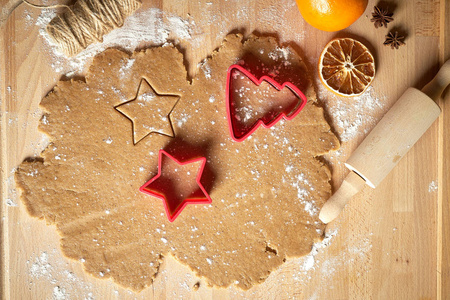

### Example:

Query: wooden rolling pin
xmin=319 ymin=59 xmax=450 ymax=224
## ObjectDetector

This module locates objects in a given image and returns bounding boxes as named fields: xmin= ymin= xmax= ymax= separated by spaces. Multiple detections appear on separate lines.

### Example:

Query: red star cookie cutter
xmin=139 ymin=149 xmax=212 ymax=222
xmin=226 ymin=64 xmax=308 ymax=142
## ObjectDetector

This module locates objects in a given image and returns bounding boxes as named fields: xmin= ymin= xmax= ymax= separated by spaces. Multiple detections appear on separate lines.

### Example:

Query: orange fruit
xmin=295 ymin=0 xmax=368 ymax=32
xmin=318 ymin=38 xmax=375 ymax=97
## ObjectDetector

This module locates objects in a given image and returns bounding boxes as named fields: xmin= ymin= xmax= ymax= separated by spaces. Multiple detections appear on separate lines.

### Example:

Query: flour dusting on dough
xmin=16 ymin=34 xmax=339 ymax=291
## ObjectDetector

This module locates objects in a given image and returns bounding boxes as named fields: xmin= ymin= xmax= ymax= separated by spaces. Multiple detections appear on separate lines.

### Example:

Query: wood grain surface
xmin=1 ymin=0 xmax=449 ymax=299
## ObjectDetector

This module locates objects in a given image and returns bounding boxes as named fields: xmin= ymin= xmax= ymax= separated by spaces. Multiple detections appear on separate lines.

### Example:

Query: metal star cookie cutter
xmin=226 ymin=64 xmax=308 ymax=142
xmin=114 ymin=78 xmax=180 ymax=145
xmin=139 ymin=149 xmax=212 ymax=222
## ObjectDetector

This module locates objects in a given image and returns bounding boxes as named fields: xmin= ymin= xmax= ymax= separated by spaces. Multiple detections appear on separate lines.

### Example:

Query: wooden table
xmin=1 ymin=0 xmax=449 ymax=298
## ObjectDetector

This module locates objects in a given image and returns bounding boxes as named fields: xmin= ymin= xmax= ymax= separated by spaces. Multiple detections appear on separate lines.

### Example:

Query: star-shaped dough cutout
xmin=115 ymin=79 xmax=180 ymax=144
xmin=139 ymin=150 xmax=212 ymax=222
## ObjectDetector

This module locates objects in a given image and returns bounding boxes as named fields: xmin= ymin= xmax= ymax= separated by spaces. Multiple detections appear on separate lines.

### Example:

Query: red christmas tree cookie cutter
xmin=226 ymin=64 xmax=308 ymax=142
xmin=139 ymin=149 xmax=212 ymax=222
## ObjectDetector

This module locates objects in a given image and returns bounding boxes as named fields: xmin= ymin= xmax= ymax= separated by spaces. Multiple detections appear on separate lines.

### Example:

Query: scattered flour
xmin=27 ymin=250 xmax=93 ymax=299
xmin=300 ymin=229 xmax=338 ymax=271
xmin=321 ymin=86 xmax=386 ymax=143
xmin=29 ymin=252 xmax=52 ymax=279
xmin=53 ymin=286 xmax=66 ymax=300
xmin=21 ymin=4 xmax=376 ymax=297
xmin=428 ymin=180 xmax=438 ymax=193
xmin=5 ymin=168 xmax=18 ymax=207
xmin=35 ymin=8 xmax=197 ymax=75
xmin=30 ymin=0 xmax=307 ymax=78
xmin=268 ymin=47 xmax=291 ymax=61
xmin=118 ymin=58 xmax=135 ymax=77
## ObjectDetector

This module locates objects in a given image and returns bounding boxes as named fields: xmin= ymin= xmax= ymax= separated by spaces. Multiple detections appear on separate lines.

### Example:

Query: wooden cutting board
xmin=1 ymin=0 xmax=449 ymax=299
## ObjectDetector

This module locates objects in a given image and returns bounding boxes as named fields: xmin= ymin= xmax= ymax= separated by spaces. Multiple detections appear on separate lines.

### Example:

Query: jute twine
xmin=27 ymin=0 xmax=142 ymax=56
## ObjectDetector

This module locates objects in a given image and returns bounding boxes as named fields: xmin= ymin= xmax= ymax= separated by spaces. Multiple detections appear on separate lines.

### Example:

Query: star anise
xmin=371 ymin=6 xmax=394 ymax=28
xmin=384 ymin=31 xmax=405 ymax=49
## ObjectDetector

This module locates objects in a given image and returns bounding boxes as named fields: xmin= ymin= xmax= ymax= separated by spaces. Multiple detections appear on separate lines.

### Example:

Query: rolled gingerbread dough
xmin=16 ymin=34 xmax=339 ymax=291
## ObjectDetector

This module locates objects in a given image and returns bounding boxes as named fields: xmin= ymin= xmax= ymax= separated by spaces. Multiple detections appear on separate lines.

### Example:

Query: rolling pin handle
xmin=319 ymin=59 xmax=450 ymax=225
xmin=319 ymin=171 xmax=367 ymax=224
xmin=421 ymin=59 xmax=450 ymax=101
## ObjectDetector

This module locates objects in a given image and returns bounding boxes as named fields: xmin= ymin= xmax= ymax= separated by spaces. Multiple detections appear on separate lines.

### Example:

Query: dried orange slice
xmin=319 ymin=38 xmax=375 ymax=97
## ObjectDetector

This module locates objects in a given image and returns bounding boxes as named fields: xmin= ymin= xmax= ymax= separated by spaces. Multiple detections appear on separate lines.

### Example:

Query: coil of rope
xmin=3 ymin=0 xmax=142 ymax=56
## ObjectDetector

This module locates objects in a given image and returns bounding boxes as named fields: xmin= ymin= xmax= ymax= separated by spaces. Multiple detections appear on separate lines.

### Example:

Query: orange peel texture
xmin=296 ymin=0 xmax=368 ymax=32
